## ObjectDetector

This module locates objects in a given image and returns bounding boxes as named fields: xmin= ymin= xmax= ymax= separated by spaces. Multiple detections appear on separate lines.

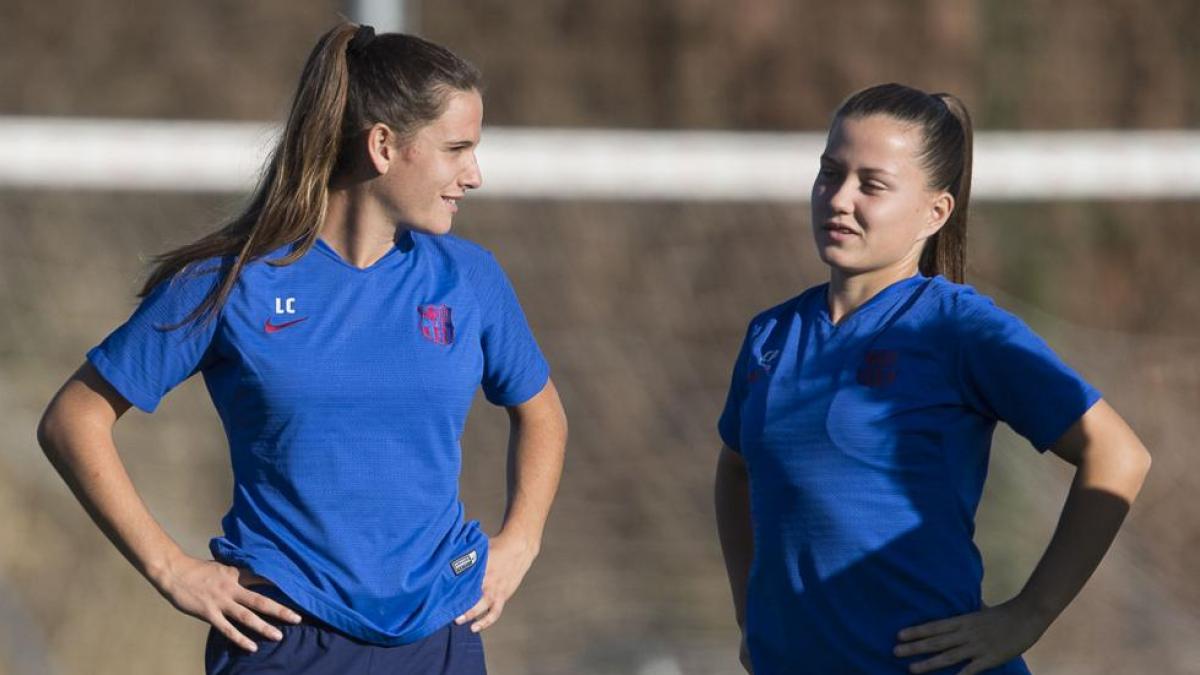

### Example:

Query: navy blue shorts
xmin=205 ymin=586 xmax=486 ymax=675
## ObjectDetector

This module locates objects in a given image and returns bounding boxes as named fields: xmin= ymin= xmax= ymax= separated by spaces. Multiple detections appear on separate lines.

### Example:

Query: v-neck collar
xmin=311 ymin=231 xmax=415 ymax=273
xmin=817 ymin=274 xmax=928 ymax=330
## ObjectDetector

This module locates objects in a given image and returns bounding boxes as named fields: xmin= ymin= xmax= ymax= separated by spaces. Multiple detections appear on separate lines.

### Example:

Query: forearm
xmin=715 ymin=446 xmax=753 ymax=628
xmin=1017 ymin=406 xmax=1151 ymax=627
xmin=499 ymin=385 xmax=567 ymax=553
xmin=39 ymin=389 xmax=185 ymax=590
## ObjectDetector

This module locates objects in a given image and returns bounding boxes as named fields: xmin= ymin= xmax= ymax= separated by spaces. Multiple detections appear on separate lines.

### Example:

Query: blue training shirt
xmin=718 ymin=274 xmax=1101 ymax=675
xmin=88 ymin=232 xmax=550 ymax=645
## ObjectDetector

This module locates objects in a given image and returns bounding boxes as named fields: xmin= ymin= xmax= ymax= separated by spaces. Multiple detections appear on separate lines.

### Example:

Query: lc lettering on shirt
xmin=275 ymin=297 xmax=297 ymax=314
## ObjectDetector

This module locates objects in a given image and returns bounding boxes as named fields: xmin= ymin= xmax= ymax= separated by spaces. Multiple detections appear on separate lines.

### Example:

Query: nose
xmin=825 ymin=175 xmax=854 ymax=215
xmin=461 ymin=151 xmax=482 ymax=190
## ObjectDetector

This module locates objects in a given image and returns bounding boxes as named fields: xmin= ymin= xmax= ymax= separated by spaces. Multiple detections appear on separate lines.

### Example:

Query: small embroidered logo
xmin=418 ymin=305 xmax=455 ymax=345
xmin=857 ymin=349 xmax=899 ymax=387
xmin=451 ymin=550 xmax=478 ymax=576
xmin=747 ymin=349 xmax=779 ymax=383
xmin=264 ymin=317 xmax=308 ymax=333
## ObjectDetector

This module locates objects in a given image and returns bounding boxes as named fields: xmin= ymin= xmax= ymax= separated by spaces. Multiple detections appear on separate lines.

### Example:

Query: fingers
xmin=455 ymin=597 xmax=488 ymax=626
xmin=468 ymin=597 xmax=505 ymax=632
xmin=210 ymin=613 xmax=260 ymax=653
xmin=239 ymin=587 xmax=303 ymax=625
xmin=210 ymin=595 xmax=301 ymax=653
xmin=909 ymin=645 xmax=975 ymax=673
xmin=227 ymin=603 xmax=286 ymax=642
xmin=894 ymin=631 xmax=968 ymax=657
xmin=454 ymin=594 xmax=505 ymax=632
xmin=957 ymin=659 xmax=999 ymax=675
xmin=165 ymin=559 xmax=298 ymax=652
xmin=897 ymin=605 xmax=1037 ymax=674
xmin=897 ymin=617 xmax=960 ymax=642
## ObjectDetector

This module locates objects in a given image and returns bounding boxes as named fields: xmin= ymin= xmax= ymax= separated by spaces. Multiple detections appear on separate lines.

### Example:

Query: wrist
xmin=1009 ymin=591 xmax=1060 ymax=631
xmin=495 ymin=527 xmax=542 ymax=559
xmin=143 ymin=544 xmax=189 ymax=592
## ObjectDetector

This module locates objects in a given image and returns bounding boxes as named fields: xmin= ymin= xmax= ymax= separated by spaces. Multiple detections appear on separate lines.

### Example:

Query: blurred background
xmin=1 ymin=1 xmax=1198 ymax=673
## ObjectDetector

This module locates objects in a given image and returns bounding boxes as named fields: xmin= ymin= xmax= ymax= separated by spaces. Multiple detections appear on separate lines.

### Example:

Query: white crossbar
xmin=2 ymin=117 xmax=1197 ymax=200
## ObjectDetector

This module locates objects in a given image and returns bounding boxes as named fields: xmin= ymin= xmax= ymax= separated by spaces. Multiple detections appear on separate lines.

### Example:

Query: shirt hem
xmin=213 ymin=550 xmax=485 ymax=646
xmin=86 ymin=348 xmax=160 ymax=413
xmin=486 ymin=365 xmax=550 ymax=407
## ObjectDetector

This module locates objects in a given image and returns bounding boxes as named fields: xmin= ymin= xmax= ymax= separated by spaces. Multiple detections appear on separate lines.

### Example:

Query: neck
xmin=320 ymin=188 xmax=403 ymax=269
xmin=827 ymin=259 xmax=921 ymax=325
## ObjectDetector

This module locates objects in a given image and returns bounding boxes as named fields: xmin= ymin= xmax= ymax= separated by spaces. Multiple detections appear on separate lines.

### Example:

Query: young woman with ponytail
xmin=37 ymin=23 xmax=566 ymax=674
xmin=714 ymin=83 xmax=1150 ymax=674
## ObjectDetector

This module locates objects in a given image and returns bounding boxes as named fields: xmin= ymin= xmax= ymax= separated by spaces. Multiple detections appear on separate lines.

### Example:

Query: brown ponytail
xmin=833 ymin=84 xmax=974 ymax=283
xmin=141 ymin=23 xmax=481 ymax=327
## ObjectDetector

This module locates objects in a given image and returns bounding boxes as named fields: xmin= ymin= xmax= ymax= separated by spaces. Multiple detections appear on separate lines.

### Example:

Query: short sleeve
xmin=467 ymin=253 xmax=549 ymax=406
xmin=954 ymin=292 xmax=1102 ymax=451
xmin=717 ymin=321 xmax=755 ymax=452
xmin=86 ymin=266 xmax=223 ymax=413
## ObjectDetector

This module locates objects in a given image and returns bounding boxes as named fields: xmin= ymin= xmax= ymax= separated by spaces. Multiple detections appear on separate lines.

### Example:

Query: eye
xmin=861 ymin=180 xmax=888 ymax=193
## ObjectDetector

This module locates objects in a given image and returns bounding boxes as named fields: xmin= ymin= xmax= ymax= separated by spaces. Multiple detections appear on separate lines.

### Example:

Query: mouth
xmin=822 ymin=222 xmax=860 ymax=236
xmin=442 ymin=195 xmax=462 ymax=213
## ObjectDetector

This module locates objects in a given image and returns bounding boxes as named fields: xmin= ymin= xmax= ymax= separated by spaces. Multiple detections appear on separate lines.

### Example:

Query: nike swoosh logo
xmin=264 ymin=317 xmax=308 ymax=333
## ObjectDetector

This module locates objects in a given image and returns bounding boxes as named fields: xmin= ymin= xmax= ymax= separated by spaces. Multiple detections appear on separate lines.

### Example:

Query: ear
xmin=365 ymin=123 xmax=398 ymax=174
xmin=921 ymin=191 xmax=955 ymax=239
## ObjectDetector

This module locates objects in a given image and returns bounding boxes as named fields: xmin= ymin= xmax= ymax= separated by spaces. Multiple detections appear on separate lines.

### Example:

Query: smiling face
xmin=370 ymin=88 xmax=484 ymax=235
xmin=811 ymin=114 xmax=953 ymax=279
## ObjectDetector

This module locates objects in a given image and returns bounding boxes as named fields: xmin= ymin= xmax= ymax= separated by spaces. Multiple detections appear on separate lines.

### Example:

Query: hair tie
xmin=348 ymin=25 xmax=376 ymax=56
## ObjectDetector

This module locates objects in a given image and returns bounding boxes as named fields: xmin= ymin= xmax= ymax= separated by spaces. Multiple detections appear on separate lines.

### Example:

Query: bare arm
xmin=37 ymin=363 xmax=301 ymax=652
xmin=897 ymin=399 xmax=1151 ymax=674
xmin=715 ymin=444 xmax=755 ymax=672
xmin=1013 ymin=398 xmax=1150 ymax=624
xmin=456 ymin=378 xmax=568 ymax=632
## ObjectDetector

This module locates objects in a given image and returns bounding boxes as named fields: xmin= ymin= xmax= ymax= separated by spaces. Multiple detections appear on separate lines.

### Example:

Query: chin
xmin=410 ymin=219 xmax=454 ymax=236
xmin=817 ymin=248 xmax=869 ymax=276
xmin=816 ymin=246 xmax=849 ymax=268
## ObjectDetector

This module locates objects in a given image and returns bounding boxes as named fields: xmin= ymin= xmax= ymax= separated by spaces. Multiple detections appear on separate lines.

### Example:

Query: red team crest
xmin=857 ymin=349 xmax=899 ymax=387
xmin=418 ymin=305 xmax=455 ymax=345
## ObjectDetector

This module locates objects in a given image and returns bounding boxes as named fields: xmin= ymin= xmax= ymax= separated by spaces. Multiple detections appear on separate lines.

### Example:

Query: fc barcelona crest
xmin=856 ymin=349 xmax=898 ymax=388
xmin=418 ymin=304 xmax=455 ymax=345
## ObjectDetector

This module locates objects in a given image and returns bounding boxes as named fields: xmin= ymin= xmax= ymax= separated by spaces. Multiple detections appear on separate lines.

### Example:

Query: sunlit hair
xmin=141 ymin=23 xmax=482 ymax=326
xmin=833 ymin=83 xmax=974 ymax=283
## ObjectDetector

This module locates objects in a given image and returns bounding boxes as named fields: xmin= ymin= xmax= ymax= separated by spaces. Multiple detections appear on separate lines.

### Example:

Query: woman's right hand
xmin=37 ymin=367 xmax=301 ymax=653
xmin=155 ymin=555 xmax=302 ymax=652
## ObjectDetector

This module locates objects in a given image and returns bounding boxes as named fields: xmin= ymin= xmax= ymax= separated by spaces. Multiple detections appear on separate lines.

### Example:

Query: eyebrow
xmin=819 ymin=154 xmax=897 ymax=177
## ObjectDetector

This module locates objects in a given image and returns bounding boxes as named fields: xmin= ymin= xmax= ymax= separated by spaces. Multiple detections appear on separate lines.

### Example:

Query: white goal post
xmin=2 ymin=116 xmax=1197 ymax=200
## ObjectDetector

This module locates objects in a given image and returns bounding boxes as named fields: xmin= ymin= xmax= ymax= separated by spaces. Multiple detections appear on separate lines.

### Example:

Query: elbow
xmin=36 ymin=402 xmax=64 ymax=460
xmin=1118 ymin=437 xmax=1153 ymax=484
xmin=37 ymin=390 xmax=90 ymax=462
xmin=37 ymin=365 xmax=127 ymax=468
xmin=558 ymin=407 xmax=569 ymax=448
xmin=1132 ymin=443 xmax=1152 ymax=482
xmin=1087 ymin=441 xmax=1152 ymax=499
xmin=1125 ymin=445 xmax=1152 ymax=503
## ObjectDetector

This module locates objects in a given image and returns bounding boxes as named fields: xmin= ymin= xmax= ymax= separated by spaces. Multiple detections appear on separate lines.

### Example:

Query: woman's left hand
xmin=454 ymin=530 xmax=538 ymax=633
xmin=894 ymin=599 xmax=1048 ymax=674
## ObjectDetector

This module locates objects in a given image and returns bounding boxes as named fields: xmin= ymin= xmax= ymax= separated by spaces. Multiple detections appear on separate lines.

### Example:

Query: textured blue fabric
xmin=718 ymin=274 xmax=1100 ymax=674
xmin=88 ymin=232 xmax=549 ymax=645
